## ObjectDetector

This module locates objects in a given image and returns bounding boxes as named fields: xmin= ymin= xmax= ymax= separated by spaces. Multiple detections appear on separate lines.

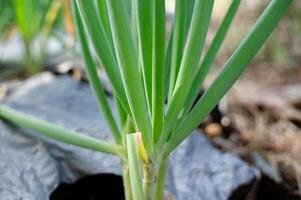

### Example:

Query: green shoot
xmin=151 ymin=0 xmax=165 ymax=142
xmin=0 ymin=105 xmax=120 ymax=155
xmin=13 ymin=0 xmax=61 ymax=75
xmin=164 ymin=0 xmax=215 ymax=137
xmin=73 ymin=2 xmax=121 ymax=144
xmin=184 ymin=0 xmax=241 ymax=115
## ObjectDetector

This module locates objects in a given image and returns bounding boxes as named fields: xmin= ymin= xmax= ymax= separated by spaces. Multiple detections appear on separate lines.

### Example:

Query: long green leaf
xmin=105 ymin=0 xmax=153 ymax=154
xmin=135 ymin=0 xmax=153 ymax=112
xmin=93 ymin=0 xmax=130 ymax=131
xmin=75 ymin=0 xmax=130 ymax=114
xmin=185 ymin=0 xmax=196 ymax=36
xmin=114 ymin=94 xmax=128 ymax=129
xmin=72 ymin=2 xmax=121 ymax=144
xmin=165 ymin=0 xmax=292 ymax=154
xmin=95 ymin=0 xmax=113 ymax=46
xmin=168 ymin=0 xmax=187 ymax=99
xmin=184 ymin=0 xmax=241 ymax=114
xmin=164 ymin=29 xmax=173 ymax=99
xmin=152 ymin=0 xmax=165 ymax=142
xmin=164 ymin=0 xmax=215 ymax=138
xmin=13 ymin=0 xmax=39 ymax=42
xmin=129 ymin=0 xmax=139 ymax=52
xmin=0 ymin=105 xmax=121 ymax=155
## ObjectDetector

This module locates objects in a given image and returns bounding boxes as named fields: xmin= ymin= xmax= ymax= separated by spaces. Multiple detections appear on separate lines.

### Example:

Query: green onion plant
xmin=0 ymin=1 xmax=14 ymax=34
xmin=0 ymin=0 xmax=292 ymax=199
xmin=13 ymin=0 xmax=62 ymax=75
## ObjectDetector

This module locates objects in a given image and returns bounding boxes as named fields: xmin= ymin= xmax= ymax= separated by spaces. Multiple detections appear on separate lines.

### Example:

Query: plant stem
xmin=0 ymin=105 xmax=121 ymax=155
xmin=154 ymin=157 xmax=169 ymax=200
xmin=126 ymin=134 xmax=144 ymax=200
xmin=143 ymin=154 xmax=169 ymax=200
xmin=143 ymin=159 xmax=156 ymax=200
xmin=24 ymin=40 xmax=37 ymax=75
xmin=122 ymin=161 xmax=133 ymax=200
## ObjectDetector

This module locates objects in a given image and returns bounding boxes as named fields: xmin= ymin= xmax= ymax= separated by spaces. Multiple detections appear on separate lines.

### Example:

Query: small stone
xmin=205 ymin=123 xmax=223 ymax=138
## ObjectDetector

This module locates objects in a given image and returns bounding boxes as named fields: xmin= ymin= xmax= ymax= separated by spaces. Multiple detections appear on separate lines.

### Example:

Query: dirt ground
xmin=199 ymin=1 xmax=301 ymax=197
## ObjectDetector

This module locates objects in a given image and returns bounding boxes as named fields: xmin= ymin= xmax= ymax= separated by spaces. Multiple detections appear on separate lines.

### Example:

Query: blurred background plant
xmin=214 ymin=0 xmax=301 ymax=67
xmin=0 ymin=0 xmax=74 ymax=79
xmin=1 ymin=0 xmax=300 ymax=79
xmin=0 ymin=1 xmax=14 ymax=35
xmin=14 ymin=0 xmax=59 ymax=75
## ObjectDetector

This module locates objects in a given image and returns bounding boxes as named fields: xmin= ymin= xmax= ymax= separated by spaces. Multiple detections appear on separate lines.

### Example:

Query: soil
xmin=50 ymin=172 xmax=301 ymax=200
xmin=200 ymin=64 xmax=301 ymax=199
xmin=229 ymin=174 xmax=301 ymax=200
xmin=50 ymin=173 xmax=125 ymax=200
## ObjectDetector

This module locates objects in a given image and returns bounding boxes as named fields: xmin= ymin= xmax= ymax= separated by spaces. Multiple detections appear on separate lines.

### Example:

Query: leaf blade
xmin=152 ymin=0 xmax=166 ymax=142
xmin=135 ymin=0 xmax=153 ymax=113
xmin=168 ymin=0 xmax=187 ymax=99
xmin=105 ymin=0 xmax=153 ymax=154
xmin=184 ymin=0 xmax=241 ymax=114
xmin=164 ymin=0 xmax=215 ymax=139
xmin=165 ymin=0 xmax=293 ymax=154
xmin=0 ymin=105 xmax=120 ymax=155
xmin=72 ymin=2 xmax=121 ymax=144
xmin=75 ymin=0 xmax=130 ymax=113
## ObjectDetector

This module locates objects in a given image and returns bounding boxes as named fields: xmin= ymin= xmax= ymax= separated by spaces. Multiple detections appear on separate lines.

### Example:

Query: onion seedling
xmin=13 ymin=0 xmax=62 ymax=74
xmin=0 ymin=0 xmax=292 ymax=199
